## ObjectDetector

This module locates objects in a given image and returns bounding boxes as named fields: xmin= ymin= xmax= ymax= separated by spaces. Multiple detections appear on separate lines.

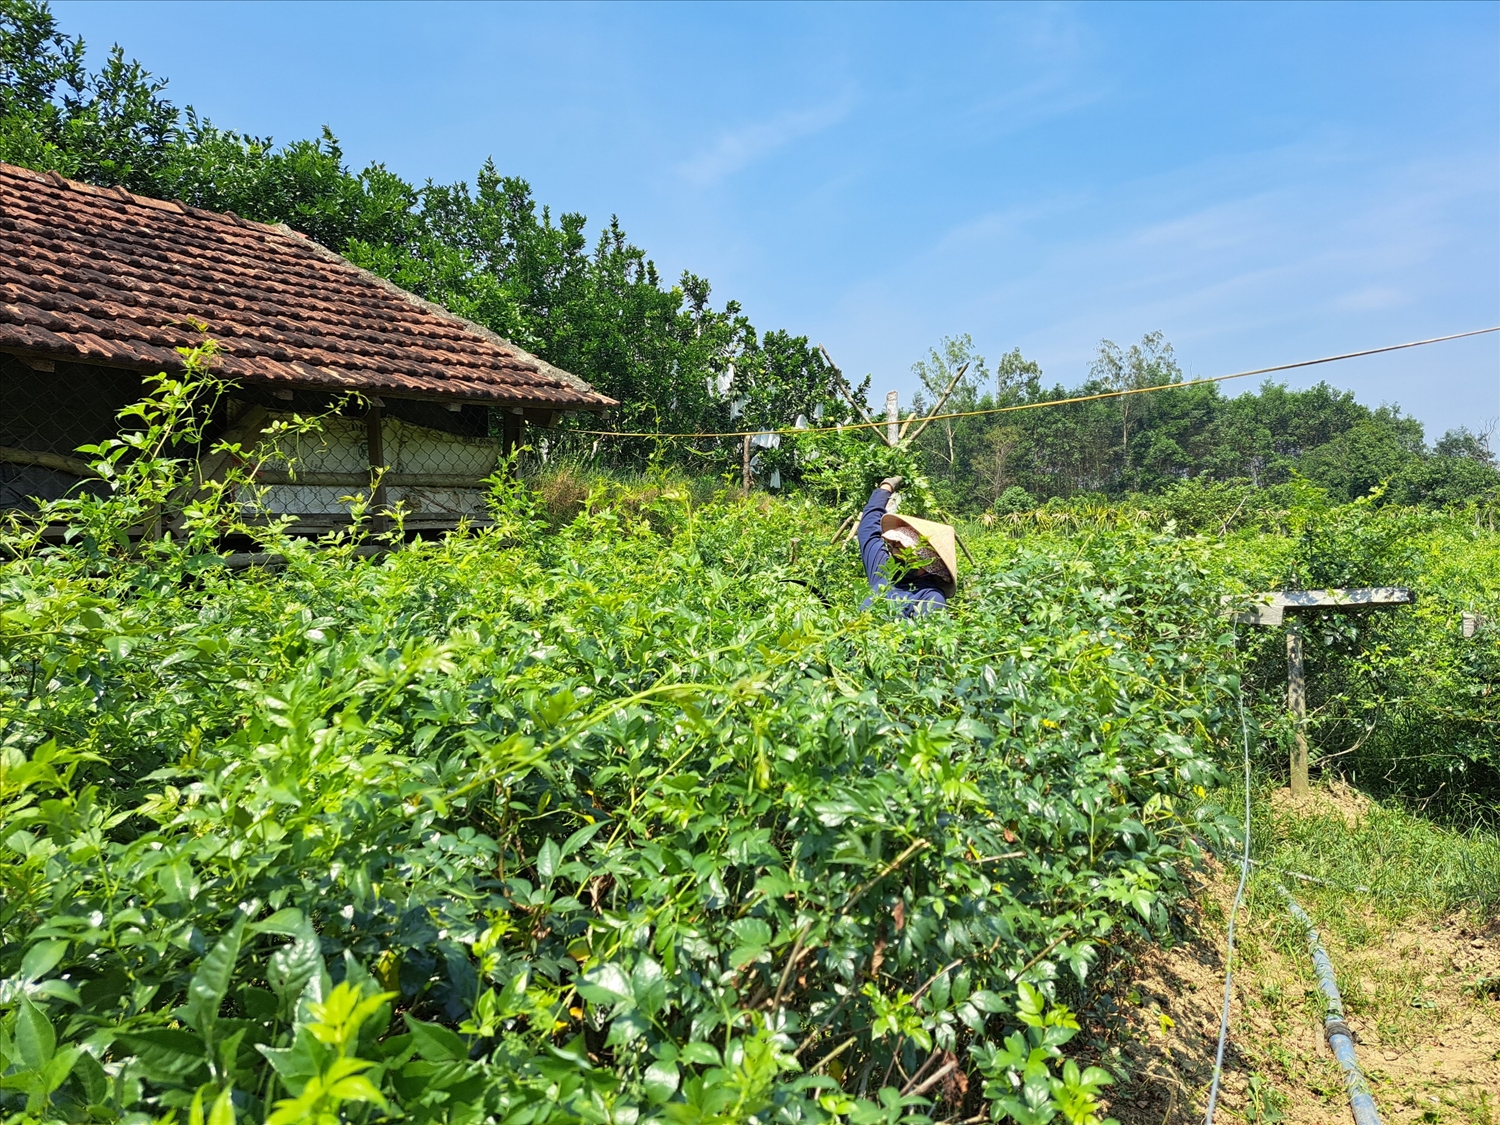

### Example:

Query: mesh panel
xmin=249 ymin=402 xmax=506 ymax=527
xmin=0 ymin=356 xmax=515 ymax=531
xmin=0 ymin=354 xmax=134 ymax=511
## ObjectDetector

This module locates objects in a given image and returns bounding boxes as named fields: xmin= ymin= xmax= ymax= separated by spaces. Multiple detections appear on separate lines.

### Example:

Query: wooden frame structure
xmin=1226 ymin=587 xmax=1416 ymax=795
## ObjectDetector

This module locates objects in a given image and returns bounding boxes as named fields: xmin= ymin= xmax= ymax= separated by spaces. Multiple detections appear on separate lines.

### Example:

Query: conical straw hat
xmin=880 ymin=512 xmax=958 ymax=597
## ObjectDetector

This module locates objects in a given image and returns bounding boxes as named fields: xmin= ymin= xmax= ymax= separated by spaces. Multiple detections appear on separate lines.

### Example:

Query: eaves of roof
xmin=0 ymin=162 xmax=618 ymax=411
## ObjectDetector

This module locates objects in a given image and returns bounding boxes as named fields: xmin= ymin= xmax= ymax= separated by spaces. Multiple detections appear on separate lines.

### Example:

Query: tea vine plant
xmin=0 ymin=363 xmax=1239 ymax=1123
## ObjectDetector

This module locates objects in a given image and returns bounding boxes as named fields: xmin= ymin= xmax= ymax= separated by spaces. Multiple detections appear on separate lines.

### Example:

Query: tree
xmin=910 ymin=334 xmax=989 ymax=475
xmin=993 ymin=347 xmax=1043 ymax=405
xmin=1088 ymin=331 xmax=1182 ymax=486
xmin=972 ymin=425 xmax=1024 ymax=504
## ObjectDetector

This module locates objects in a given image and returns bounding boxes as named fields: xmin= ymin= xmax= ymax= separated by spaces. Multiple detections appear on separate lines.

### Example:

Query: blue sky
xmin=57 ymin=1 xmax=1500 ymax=439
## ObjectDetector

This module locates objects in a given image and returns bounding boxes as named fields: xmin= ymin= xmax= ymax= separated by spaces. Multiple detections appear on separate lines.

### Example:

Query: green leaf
xmin=115 ymin=1028 xmax=209 ymax=1083
xmin=268 ymin=916 xmax=321 ymax=1006
xmin=679 ymin=1042 xmax=720 ymax=1067
xmin=728 ymin=918 xmax=772 ymax=948
xmin=575 ymin=963 xmax=633 ymax=1008
xmin=496 ymin=969 xmax=530 ymax=1018
xmin=256 ymin=1028 xmax=326 ymax=1095
xmin=537 ymin=838 xmax=561 ymax=881
xmin=403 ymin=1014 xmax=468 ymax=1062
xmin=157 ymin=860 xmax=195 ymax=903
xmin=192 ymin=1085 xmax=235 ymax=1125
xmin=186 ymin=910 xmax=246 ymax=1037
xmin=969 ymin=989 xmax=1007 ymax=1014
xmin=561 ymin=820 xmax=606 ymax=856
xmin=239 ymin=985 xmax=279 ymax=1022
xmin=18 ymin=940 xmax=67 ymax=984
xmin=631 ymin=957 xmax=667 ymax=1017
xmin=39 ymin=1045 xmax=81 ymax=1098
xmin=730 ymin=944 xmax=769 ymax=969
xmin=644 ymin=1058 xmax=679 ymax=1103
xmin=14 ymin=996 xmax=54 ymax=1070
xmin=252 ymin=908 xmax=307 ymax=937
xmin=71 ymin=1049 xmax=107 ymax=1104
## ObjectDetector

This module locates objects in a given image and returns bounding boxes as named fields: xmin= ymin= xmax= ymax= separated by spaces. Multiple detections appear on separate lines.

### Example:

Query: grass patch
xmin=1198 ymin=781 xmax=1500 ymax=1123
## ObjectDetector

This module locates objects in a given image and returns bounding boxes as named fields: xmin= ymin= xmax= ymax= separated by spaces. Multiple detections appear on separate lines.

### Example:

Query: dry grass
xmin=1095 ymin=782 xmax=1500 ymax=1124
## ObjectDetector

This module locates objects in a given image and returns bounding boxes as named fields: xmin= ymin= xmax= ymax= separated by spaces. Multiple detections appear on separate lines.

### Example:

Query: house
xmin=0 ymin=162 xmax=615 ymax=530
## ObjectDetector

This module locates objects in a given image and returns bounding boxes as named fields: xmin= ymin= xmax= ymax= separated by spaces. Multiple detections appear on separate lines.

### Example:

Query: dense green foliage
xmin=0 ymin=331 xmax=1495 ymax=1125
xmin=4 ymin=6 xmax=1497 ymax=1120
xmin=4 ymin=0 xmax=1495 ymax=512
xmin=0 ymin=363 xmax=1245 ymax=1123
xmin=902 ymin=334 xmax=1500 ymax=514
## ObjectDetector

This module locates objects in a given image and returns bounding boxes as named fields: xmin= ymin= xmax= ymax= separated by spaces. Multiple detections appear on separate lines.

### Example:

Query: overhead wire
xmin=565 ymin=327 xmax=1499 ymax=441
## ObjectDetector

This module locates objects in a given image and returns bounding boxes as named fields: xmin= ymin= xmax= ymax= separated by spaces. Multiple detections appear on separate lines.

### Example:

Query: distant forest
xmin=3 ymin=0 xmax=1495 ymax=511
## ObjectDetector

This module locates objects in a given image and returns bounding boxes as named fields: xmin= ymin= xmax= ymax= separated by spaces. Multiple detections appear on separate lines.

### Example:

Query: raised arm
xmin=857 ymin=477 xmax=903 ymax=592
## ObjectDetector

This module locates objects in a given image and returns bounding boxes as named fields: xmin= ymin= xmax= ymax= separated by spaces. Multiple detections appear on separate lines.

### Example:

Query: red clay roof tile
xmin=0 ymin=162 xmax=616 ymax=410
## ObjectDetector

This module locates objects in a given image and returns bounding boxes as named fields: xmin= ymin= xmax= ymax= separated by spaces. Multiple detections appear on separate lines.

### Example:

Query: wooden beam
xmin=193 ymin=404 xmax=269 ymax=487
xmin=251 ymin=471 xmax=492 ymax=489
xmin=1223 ymin=587 xmax=1415 ymax=798
xmin=1224 ymin=587 xmax=1414 ymax=624
xmin=900 ymin=362 xmax=970 ymax=445
xmin=1229 ymin=602 xmax=1284 ymax=627
xmin=501 ymin=410 xmax=524 ymax=459
xmin=0 ymin=445 xmax=99 ymax=478
xmin=817 ymin=345 xmax=876 ymax=425
xmin=219 ymin=544 xmax=388 ymax=570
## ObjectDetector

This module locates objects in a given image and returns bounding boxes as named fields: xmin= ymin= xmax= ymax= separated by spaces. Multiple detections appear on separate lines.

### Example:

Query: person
xmin=857 ymin=475 xmax=959 ymax=616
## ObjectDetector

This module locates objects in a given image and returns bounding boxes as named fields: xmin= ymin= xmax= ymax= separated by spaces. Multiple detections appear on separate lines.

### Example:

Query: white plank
xmin=1221 ymin=587 xmax=1414 ymax=626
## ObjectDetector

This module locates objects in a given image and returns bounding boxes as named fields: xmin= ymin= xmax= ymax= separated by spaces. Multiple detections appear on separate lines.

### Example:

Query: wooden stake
xmin=742 ymin=433 xmax=752 ymax=492
xmin=1286 ymin=617 xmax=1308 ymax=795
xmin=885 ymin=391 xmax=900 ymax=446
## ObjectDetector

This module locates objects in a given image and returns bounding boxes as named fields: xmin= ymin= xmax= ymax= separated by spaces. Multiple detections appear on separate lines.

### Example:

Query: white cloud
xmin=676 ymin=90 xmax=857 ymax=187
xmin=1333 ymin=286 xmax=1406 ymax=312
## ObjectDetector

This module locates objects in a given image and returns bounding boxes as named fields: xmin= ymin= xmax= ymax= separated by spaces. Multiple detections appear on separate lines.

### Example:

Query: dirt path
xmin=1094 ymin=860 xmax=1500 ymax=1124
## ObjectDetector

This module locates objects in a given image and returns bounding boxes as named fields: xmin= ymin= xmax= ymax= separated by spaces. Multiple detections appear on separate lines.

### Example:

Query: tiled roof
xmin=0 ymin=162 xmax=616 ymax=410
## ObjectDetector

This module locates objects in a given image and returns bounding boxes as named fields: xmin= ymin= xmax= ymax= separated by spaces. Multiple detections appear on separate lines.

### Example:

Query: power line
xmin=568 ymin=326 xmax=1500 ymax=441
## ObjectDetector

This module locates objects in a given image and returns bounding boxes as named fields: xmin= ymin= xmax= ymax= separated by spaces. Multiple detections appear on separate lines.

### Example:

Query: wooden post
xmin=1225 ymin=588 xmax=1414 ymax=800
xmin=365 ymin=400 xmax=388 ymax=532
xmin=501 ymin=408 xmax=524 ymax=476
xmin=885 ymin=390 xmax=900 ymax=447
xmin=1286 ymin=616 xmax=1309 ymax=796
xmin=742 ymin=433 xmax=752 ymax=491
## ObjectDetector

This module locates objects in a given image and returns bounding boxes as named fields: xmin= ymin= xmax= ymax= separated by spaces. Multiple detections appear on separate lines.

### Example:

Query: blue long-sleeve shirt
xmin=857 ymin=488 xmax=948 ymax=616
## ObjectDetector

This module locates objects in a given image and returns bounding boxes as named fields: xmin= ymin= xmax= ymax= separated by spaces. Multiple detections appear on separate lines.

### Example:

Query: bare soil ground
xmin=1089 ymin=809 xmax=1500 ymax=1124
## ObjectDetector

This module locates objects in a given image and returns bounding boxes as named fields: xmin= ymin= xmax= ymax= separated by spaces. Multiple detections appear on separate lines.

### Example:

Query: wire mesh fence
xmin=0 ymin=352 xmax=520 ymax=531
